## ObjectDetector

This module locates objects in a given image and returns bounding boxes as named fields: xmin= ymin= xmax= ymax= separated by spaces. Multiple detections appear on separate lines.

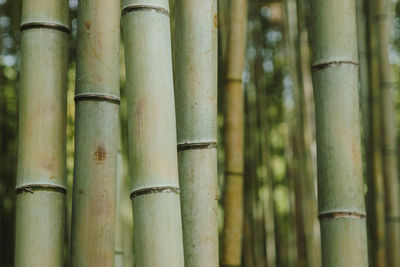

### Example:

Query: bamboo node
xmin=318 ymin=211 xmax=366 ymax=220
xmin=15 ymin=184 xmax=67 ymax=195
xmin=177 ymin=142 xmax=217 ymax=151
xmin=373 ymin=13 xmax=391 ymax=21
xmin=224 ymin=78 xmax=242 ymax=84
xmin=130 ymin=186 xmax=180 ymax=199
xmin=380 ymin=81 xmax=396 ymax=89
xmin=382 ymin=148 xmax=398 ymax=156
xmin=225 ymin=171 xmax=244 ymax=177
xmin=20 ymin=22 xmax=71 ymax=34
xmin=311 ymin=60 xmax=358 ymax=71
xmin=386 ymin=216 xmax=400 ymax=223
xmin=122 ymin=5 xmax=170 ymax=17
xmin=74 ymin=93 xmax=120 ymax=104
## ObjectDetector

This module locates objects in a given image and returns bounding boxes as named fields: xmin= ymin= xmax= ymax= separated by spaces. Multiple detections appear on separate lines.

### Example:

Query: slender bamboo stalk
xmin=310 ymin=0 xmax=369 ymax=266
xmin=122 ymin=1 xmax=184 ymax=266
xmin=365 ymin=0 xmax=388 ymax=265
xmin=69 ymin=0 xmax=120 ymax=266
xmin=15 ymin=1 xmax=69 ymax=266
xmin=221 ymin=0 xmax=248 ymax=265
xmin=375 ymin=1 xmax=400 ymax=266
xmin=173 ymin=1 xmax=219 ymax=266
xmin=115 ymin=130 xmax=124 ymax=267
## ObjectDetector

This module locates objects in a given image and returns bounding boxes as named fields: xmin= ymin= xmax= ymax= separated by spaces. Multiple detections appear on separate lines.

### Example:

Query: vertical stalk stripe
xmin=20 ymin=22 xmax=70 ymax=33
xmin=122 ymin=5 xmax=169 ymax=17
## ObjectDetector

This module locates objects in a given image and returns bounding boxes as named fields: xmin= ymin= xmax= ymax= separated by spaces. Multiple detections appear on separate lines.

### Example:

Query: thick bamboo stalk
xmin=173 ymin=1 xmax=219 ymax=266
xmin=69 ymin=0 xmax=120 ymax=266
xmin=375 ymin=1 xmax=400 ymax=266
xmin=122 ymin=1 xmax=184 ymax=266
xmin=221 ymin=0 xmax=248 ymax=265
xmin=15 ymin=1 xmax=69 ymax=266
xmin=310 ymin=1 xmax=369 ymax=266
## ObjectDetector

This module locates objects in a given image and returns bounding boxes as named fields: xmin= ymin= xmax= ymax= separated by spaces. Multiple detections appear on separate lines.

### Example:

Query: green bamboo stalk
xmin=375 ymin=1 xmax=400 ymax=266
xmin=221 ymin=0 xmax=248 ymax=265
xmin=15 ymin=1 xmax=69 ymax=266
xmin=115 ymin=130 xmax=124 ymax=267
xmin=310 ymin=0 xmax=369 ymax=266
xmin=69 ymin=0 xmax=120 ymax=266
xmin=122 ymin=1 xmax=184 ymax=266
xmin=365 ymin=0 xmax=388 ymax=265
xmin=173 ymin=1 xmax=219 ymax=266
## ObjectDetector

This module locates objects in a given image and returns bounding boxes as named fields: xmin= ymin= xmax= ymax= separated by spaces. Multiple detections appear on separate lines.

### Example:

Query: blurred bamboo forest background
xmin=2 ymin=0 xmax=400 ymax=266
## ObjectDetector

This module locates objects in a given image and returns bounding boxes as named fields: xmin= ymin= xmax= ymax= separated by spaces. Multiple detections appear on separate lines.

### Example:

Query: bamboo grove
xmin=3 ymin=0 xmax=400 ymax=266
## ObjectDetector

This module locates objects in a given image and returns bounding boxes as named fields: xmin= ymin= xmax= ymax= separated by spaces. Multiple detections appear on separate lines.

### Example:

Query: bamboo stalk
xmin=69 ymin=0 xmax=120 ymax=266
xmin=365 ymin=0 xmax=388 ymax=266
xmin=122 ymin=1 xmax=185 ymax=266
xmin=310 ymin=0 xmax=369 ymax=266
xmin=173 ymin=1 xmax=219 ymax=266
xmin=221 ymin=0 xmax=248 ymax=265
xmin=15 ymin=1 xmax=69 ymax=266
xmin=375 ymin=1 xmax=400 ymax=266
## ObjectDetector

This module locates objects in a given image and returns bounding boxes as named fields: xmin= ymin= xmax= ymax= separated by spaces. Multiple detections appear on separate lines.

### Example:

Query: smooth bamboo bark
xmin=221 ymin=0 xmax=248 ymax=265
xmin=15 ymin=1 xmax=69 ymax=266
xmin=365 ymin=0 xmax=387 ymax=265
xmin=310 ymin=1 xmax=369 ymax=267
xmin=174 ymin=1 xmax=219 ymax=266
xmin=70 ymin=0 xmax=120 ymax=266
xmin=375 ymin=1 xmax=400 ymax=266
xmin=16 ymin=1 xmax=68 ymax=266
xmin=122 ymin=1 xmax=184 ymax=266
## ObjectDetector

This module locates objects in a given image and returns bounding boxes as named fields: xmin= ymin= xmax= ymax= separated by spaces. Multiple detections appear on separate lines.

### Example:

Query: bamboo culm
xmin=221 ymin=0 xmax=248 ymax=265
xmin=310 ymin=0 xmax=369 ymax=266
xmin=375 ymin=0 xmax=400 ymax=266
xmin=174 ymin=0 xmax=219 ymax=266
xmin=69 ymin=0 xmax=120 ymax=266
xmin=15 ymin=1 xmax=69 ymax=266
xmin=122 ymin=0 xmax=185 ymax=266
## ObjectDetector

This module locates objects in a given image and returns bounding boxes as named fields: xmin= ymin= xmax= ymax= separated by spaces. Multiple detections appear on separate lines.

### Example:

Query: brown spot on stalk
xmin=43 ymin=157 xmax=56 ymax=171
xmin=94 ymin=144 xmax=106 ymax=163
xmin=213 ymin=14 xmax=218 ymax=28
xmin=85 ymin=20 xmax=91 ymax=30
xmin=49 ymin=176 xmax=55 ymax=180
xmin=78 ymin=189 xmax=84 ymax=194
